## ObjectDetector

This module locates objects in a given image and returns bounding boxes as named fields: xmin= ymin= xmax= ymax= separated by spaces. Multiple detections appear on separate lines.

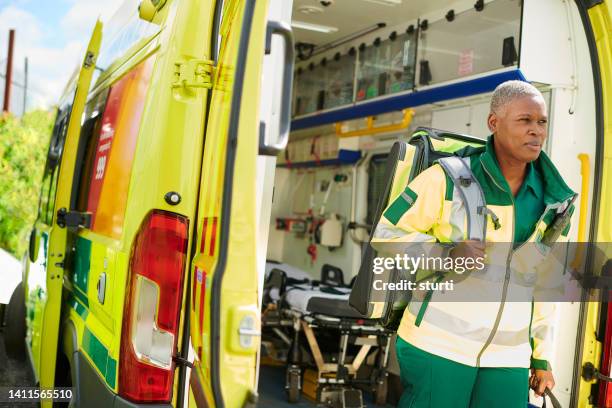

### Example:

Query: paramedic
xmin=372 ymin=80 xmax=575 ymax=407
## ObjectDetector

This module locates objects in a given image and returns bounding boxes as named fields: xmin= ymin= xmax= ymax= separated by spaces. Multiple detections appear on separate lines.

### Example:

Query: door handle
xmin=56 ymin=208 xmax=92 ymax=229
xmin=238 ymin=328 xmax=261 ymax=337
xmin=259 ymin=20 xmax=294 ymax=156
xmin=97 ymin=272 xmax=106 ymax=304
xmin=237 ymin=315 xmax=260 ymax=349
xmin=28 ymin=227 xmax=39 ymax=263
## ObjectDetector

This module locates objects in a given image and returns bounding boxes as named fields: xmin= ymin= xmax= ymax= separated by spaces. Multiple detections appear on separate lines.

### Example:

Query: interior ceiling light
xmin=297 ymin=5 xmax=324 ymax=15
xmin=292 ymin=20 xmax=339 ymax=33
xmin=362 ymin=0 xmax=402 ymax=5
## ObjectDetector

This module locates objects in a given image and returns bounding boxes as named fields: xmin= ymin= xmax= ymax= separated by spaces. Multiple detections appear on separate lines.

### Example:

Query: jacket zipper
xmin=475 ymin=160 xmax=515 ymax=367
xmin=475 ymin=205 xmax=555 ymax=366
xmin=475 ymin=158 xmax=570 ymax=366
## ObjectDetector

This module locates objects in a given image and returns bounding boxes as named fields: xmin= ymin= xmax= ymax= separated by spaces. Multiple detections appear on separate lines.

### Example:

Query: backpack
xmin=348 ymin=127 xmax=488 ymax=330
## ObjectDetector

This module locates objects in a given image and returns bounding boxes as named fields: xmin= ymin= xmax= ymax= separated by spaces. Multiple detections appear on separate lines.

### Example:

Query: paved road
xmin=0 ymin=249 xmax=35 ymax=406
xmin=0 ymin=329 xmax=37 ymax=407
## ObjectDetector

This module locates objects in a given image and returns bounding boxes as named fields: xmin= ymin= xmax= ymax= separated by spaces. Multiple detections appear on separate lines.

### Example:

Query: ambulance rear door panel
xmin=23 ymin=21 xmax=103 ymax=402
xmin=187 ymin=0 xmax=294 ymax=405
xmin=61 ymin=0 xmax=216 ymax=402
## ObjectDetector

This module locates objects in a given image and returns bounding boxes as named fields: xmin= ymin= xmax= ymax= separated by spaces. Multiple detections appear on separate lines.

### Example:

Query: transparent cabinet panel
xmin=292 ymin=68 xmax=309 ymax=117
xmin=356 ymin=43 xmax=383 ymax=101
xmin=416 ymin=0 xmax=521 ymax=86
xmin=380 ymin=30 xmax=417 ymax=95
xmin=293 ymin=63 xmax=326 ymax=116
xmin=324 ymin=52 xmax=356 ymax=110
xmin=356 ymin=29 xmax=417 ymax=102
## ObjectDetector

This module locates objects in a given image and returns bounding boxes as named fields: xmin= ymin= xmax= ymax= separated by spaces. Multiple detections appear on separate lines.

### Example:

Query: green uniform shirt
xmin=514 ymin=162 xmax=545 ymax=244
xmin=488 ymin=148 xmax=546 ymax=245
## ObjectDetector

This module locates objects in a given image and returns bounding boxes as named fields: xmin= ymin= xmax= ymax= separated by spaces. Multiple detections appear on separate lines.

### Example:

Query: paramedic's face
xmin=488 ymin=95 xmax=548 ymax=163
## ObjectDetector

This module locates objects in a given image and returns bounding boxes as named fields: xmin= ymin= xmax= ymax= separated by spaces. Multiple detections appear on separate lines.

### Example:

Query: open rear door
xmin=573 ymin=1 xmax=612 ymax=407
xmin=188 ymin=0 xmax=294 ymax=406
xmin=32 ymin=20 xmax=102 ymax=404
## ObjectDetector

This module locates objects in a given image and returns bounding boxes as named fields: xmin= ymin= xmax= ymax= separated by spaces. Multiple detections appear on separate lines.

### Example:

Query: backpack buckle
xmin=459 ymin=176 xmax=472 ymax=187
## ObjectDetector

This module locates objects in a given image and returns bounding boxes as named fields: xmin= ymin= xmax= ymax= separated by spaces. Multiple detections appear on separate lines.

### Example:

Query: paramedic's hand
xmin=530 ymin=369 xmax=555 ymax=396
xmin=449 ymin=240 xmax=485 ymax=261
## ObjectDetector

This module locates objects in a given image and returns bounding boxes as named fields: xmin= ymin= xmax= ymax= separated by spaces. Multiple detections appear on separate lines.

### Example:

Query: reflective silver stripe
xmin=531 ymin=325 xmax=551 ymax=341
xmin=401 ymin=191 xmax=414 ymax=205
xmin=408 ymin=302 xmax=529 ymax=347
xmin=371 ymin=224 xmax=439 ymax=260
xmin=373 ymin=223 xmax=434 ymax=242
xmin=469 ymin=265 xmax=538 ymax=288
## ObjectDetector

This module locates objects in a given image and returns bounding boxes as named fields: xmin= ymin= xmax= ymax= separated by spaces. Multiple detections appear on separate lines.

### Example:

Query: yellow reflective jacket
xmin=372 ymin=135 xmax=575 ymax=370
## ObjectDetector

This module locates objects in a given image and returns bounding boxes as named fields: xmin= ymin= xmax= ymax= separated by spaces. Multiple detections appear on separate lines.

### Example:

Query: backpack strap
xmin=438 ymin=156 xmax=488 ymax=241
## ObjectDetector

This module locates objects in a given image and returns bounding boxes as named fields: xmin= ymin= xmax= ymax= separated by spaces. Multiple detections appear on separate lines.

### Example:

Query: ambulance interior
xmin=258 ymin=0 xmax=600 ymax=406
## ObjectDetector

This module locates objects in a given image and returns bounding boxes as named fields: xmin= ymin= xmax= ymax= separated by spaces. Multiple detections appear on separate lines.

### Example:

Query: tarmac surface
xmin=0 ymin=332 xmax=37 ymax=407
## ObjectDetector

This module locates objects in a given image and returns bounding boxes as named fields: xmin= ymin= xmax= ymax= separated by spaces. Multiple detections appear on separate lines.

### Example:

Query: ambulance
xmin=2 ymin=0 xmax=612 ymax=406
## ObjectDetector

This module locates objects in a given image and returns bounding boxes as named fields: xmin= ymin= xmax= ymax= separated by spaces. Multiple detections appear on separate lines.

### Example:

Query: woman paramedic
xmin=372 ymin=80 xmax=576 ymax=407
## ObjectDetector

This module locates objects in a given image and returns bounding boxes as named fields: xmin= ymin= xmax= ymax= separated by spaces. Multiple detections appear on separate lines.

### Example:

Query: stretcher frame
xmin=263 ymin=302 xmax=393 ymax=406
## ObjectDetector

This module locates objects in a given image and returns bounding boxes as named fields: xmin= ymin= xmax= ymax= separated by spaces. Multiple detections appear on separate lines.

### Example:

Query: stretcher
xmin=262 ymin=262 xmax=393 ymax=407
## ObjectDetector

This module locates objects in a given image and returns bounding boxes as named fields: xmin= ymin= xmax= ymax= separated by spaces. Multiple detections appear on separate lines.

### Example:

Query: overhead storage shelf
xmin=291 ymin=69 xmax=526 ymax=131
xmin=290 ymin=0 xmax=524 ymax=132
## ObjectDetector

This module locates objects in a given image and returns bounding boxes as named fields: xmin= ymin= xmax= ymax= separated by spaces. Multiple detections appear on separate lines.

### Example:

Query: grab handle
xmin=259 ymin=20 xmax=294 ymax=156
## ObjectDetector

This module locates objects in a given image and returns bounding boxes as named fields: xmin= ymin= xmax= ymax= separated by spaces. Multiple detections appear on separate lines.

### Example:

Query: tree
xmin=0 ymin=110 xmax=53 ymax=258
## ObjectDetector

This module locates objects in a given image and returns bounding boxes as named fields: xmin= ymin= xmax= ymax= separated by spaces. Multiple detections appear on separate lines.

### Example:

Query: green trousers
xmin=396 ymin=337 xmax=529 ymax=408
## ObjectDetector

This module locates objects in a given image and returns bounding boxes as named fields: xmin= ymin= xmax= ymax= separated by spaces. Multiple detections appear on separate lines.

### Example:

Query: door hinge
xmin=83 ymin=51 xmax=96 ymax=69
xmin=56 ymin=207 xmax=92 ymax=229
xmin=172 ymin=59 xmax=214 ymax=89
xmin=172 ymin=355 xmax=194 ymax=369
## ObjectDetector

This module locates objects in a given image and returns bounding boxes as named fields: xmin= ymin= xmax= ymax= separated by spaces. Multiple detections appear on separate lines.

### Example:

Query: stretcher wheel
xmin=3 ymin=282 xmax=26 ymax=361
xmin=286 ymin=366 xmax=301 ymax=403
xmin=374 ymin=375 xmax=388 ymax=406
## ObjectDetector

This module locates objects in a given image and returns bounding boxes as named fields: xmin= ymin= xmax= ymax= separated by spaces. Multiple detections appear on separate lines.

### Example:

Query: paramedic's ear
xmin=487 ymin=112 xmax=498 ymax=134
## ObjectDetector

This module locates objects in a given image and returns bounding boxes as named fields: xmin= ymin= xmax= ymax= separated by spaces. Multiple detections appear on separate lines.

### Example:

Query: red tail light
xmin=119 ymin=211 xmax=188 ymax=403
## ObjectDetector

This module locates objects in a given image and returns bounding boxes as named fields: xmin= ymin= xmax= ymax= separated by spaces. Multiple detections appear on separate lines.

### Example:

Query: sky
xmin=0 ymin=0 xmax=125 ymax=114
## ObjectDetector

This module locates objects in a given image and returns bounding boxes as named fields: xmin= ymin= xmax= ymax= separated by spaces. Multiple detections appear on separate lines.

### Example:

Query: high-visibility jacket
xmin=372 ymin=135 xmax=575 ymax=370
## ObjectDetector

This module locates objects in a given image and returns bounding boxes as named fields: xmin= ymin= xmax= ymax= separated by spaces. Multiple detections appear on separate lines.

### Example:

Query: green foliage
xmin=0 ymin=110 xmax=54 ymax=258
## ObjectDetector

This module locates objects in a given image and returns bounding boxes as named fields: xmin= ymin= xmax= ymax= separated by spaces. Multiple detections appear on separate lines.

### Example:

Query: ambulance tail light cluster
xmin=119 ymin=211 xmax=188 ymax=403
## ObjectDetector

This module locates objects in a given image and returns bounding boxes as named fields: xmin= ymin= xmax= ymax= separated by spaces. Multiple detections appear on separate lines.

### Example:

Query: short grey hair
xmin=490 ymin=80 xmax=544 ymax=115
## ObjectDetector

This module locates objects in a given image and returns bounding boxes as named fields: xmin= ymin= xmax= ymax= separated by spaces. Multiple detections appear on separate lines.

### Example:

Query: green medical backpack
xmin=348 ymin=127 xmax=486 ymax=330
